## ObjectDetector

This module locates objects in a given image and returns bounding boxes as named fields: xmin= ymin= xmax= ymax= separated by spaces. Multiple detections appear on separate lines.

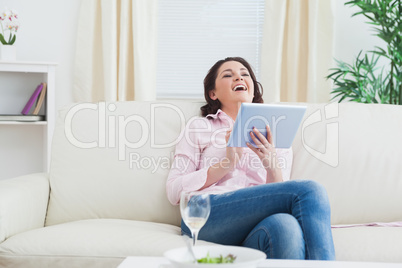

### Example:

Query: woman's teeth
xmin=234 ymin=85 xmax=247 ymax=91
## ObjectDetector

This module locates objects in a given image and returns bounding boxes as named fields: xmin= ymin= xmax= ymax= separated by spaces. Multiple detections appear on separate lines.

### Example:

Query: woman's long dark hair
xmin=201 ymin=57 xmax=264 ymax=117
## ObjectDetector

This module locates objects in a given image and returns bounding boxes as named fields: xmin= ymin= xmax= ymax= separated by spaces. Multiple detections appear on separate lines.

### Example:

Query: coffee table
xmin=118 ymin=256 xmax=402 ymax=268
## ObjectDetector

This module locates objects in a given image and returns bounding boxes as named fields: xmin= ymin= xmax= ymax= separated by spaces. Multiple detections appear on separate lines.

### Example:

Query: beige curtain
xmin=73 ymin=0 xmax=157 ymax=102
xmin=261 ymin=0 xmax=335 ymax=103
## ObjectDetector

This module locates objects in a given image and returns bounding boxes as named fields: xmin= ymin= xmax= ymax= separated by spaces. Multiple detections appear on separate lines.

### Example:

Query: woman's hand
xmin=225 ymin=129 xmax=243 ymax=169
xmin=247 ymin=125 xmax=282 ymax=183
xmin=201 ymin=128 xmax=243 ymax=190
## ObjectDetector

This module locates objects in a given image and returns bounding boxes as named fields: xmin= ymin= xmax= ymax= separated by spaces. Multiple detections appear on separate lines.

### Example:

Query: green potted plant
xmin=327 ymin=0 xmax=402 ymax=105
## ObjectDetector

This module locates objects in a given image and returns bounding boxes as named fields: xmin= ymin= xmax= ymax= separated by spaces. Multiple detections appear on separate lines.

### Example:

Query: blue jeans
xmin=181 ymin=180 xmax=335 ymax=260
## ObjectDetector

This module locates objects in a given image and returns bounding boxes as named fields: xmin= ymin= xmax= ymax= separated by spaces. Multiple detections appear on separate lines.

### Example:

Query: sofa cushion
xmin=291 ymin=103 xmax=402 ymax=225
xmin=46 ymin=101 xmax=204 ymax=226
xmin=331 ymin=226 xmax=402 ymax=262
xmin=0 ymin=219 xmax=213 ymax=258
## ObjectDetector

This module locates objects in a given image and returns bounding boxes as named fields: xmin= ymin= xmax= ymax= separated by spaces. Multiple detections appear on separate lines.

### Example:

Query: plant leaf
xmin=9 ymin=35 xmax=16 ymax=45
xmin=0 ymin=34 xmax=7 ymax=45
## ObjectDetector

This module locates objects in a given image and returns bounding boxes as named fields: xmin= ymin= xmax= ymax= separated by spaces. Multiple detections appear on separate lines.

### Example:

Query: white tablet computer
xmin=227 ymin=103 xmax=307 ymax=148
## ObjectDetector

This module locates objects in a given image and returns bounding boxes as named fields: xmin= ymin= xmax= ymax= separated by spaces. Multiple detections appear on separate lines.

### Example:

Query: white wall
xmin=334 ymin=0 xmax=388 ymax=68
xmin=0 ymin=0 xmax=383 ymax=180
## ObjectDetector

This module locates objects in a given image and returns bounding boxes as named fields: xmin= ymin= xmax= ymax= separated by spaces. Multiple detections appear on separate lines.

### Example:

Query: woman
xmin=166 ymin=57 xmax=335 ymax=260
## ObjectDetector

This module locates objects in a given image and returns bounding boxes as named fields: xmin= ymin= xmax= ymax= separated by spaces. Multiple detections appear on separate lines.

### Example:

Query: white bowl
xmin=164 ymin=245 xmax=266 ymax=268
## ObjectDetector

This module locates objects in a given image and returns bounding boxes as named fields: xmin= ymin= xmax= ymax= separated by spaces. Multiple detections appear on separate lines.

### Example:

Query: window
xmin=156 ymin=0 xmax=265 ymax=99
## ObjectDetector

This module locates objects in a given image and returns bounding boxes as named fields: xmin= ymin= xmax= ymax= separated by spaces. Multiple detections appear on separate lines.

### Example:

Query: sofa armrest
xmin=0 ymin=173 xmax=49 ymax=243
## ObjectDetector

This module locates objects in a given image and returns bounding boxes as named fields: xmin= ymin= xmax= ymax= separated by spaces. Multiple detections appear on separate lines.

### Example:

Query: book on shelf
xmin=21 ymin=83 xmax=44 ymax=115
xmin=32 ymin=82 xmax=47 ymax=115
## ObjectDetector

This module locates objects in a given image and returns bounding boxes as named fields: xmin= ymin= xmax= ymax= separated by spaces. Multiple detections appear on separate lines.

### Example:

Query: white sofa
xmin=0 ymin=101 xmax=402 ymax=267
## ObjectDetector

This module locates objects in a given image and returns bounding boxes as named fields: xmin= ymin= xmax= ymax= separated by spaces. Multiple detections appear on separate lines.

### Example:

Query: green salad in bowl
xmin=197 ymin=252 xmax=236 ymax=264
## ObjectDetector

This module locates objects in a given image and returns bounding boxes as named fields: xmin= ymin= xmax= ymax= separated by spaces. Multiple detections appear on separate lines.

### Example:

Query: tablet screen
xmin=227 ymin=103 xmax=306 ymax=148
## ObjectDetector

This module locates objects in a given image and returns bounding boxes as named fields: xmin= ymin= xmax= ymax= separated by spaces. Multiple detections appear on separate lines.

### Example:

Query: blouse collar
xmin=206 ymin=109 xmax=233 ymax=122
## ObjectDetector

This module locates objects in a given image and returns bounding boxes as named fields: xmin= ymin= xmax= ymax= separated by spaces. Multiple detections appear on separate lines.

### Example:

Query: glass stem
xmin=192 ymin=230 xmax=199 ymax=246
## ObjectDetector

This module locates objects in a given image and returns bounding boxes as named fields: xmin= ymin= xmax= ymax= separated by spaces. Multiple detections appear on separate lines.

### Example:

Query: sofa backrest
xmin=290 ymin=102 xmax=402 ymax=225
xmin=46 ymin=101 xmax=203 ymax=226
xmin=46 ymin=101 xmax=402 ymax=227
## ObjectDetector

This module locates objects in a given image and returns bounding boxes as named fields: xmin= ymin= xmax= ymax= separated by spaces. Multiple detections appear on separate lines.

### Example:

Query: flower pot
xmin=0 ymin=45 xmax=17 ymax=61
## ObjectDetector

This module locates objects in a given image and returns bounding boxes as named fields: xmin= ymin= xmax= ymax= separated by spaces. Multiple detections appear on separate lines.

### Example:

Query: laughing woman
xmin=166 ymin=57 xmax=335 ymax=260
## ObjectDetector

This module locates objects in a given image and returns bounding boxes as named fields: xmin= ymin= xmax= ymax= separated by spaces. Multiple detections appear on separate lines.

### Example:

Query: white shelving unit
xmin=0 ymin=61 xmax=57 ymax=179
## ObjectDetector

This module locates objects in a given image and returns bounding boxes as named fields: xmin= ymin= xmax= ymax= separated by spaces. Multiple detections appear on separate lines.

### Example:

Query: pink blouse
xmin=166 ymin=109 xmax=293 ymax=205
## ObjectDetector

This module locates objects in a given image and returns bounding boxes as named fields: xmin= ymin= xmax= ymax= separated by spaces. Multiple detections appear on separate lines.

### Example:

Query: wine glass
xmin=180 ymin=192 xmax=211 ymax=246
